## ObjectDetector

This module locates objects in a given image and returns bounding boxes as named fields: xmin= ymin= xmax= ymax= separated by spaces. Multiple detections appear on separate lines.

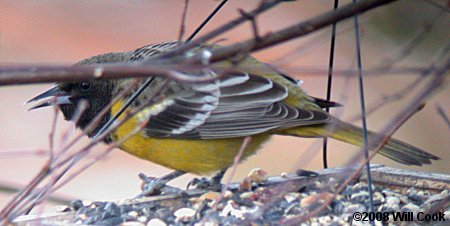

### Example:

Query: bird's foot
xmin=136 ymin=173 xmax=184 ymax=197
xmin=187 ymin=177 xmax=223 ymax=191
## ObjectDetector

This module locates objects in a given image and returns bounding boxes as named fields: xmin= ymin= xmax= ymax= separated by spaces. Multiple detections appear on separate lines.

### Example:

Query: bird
xmin=28 ymin=41 xmax=439 ymax=195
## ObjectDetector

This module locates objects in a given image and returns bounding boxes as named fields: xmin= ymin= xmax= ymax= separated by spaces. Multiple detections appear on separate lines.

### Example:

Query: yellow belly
xmin=111 ymin=103 xmax=271 ymax=175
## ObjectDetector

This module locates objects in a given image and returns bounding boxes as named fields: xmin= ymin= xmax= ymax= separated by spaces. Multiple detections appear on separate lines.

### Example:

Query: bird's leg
xmin=137 ymin=170 xmax=186 ymax=197
xmin=187 ymin=169 xmax=226 ymax=191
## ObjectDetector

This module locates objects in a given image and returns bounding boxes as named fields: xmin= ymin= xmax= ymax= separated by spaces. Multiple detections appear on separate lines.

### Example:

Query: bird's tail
xmin=278 ymin=119 xmax=439 ymax=166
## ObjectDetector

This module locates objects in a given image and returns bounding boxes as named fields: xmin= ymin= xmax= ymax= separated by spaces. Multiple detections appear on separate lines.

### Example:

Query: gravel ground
xmin=62 ymin=169 xmax=450 ymax=226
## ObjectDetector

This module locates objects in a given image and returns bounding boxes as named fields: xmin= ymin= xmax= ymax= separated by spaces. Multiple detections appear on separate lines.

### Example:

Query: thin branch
xmin=282 ymin=55 xmax=449 ymax=226
xmin=0 ymin=0 xmax=400 ymax=86
xmin=436 ymin=104 xmax=450 ymax=129
xmin=151 ymin=0 xmax=284 ymax=60
xmin=183 ymin=0 xmax=399 ymax=64
xmin=178 ymin=0 xmax=190 ymax=43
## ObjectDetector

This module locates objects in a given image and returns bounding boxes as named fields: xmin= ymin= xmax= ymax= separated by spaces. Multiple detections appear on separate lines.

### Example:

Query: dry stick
xmin=0 ymin=81 xmax=139 ymax=220
xmin=184 ymin=0 xmax=399 ymax=64
xmin=50 ymin=79 xmax=170 ymax=191
xmin=348 ymin=40 xmax=450 ymax=122
xmin=150 ymin=0 xmax=284 ymax=61
xmin=348 ymin=76 xmax=425 ymax=122
xmin=201 ymin=136 xmax=252 ymax=224
xmin=223 ymin=137 xmax=252 ymax=192
xmin=0 ymin=149 xmax=47 ymax=158
xmin=2 ymin=61 xmax=434 ymax=87
xmin=270 ymin=22 xmax=359 ymax=66
xmin=1 ymin=0 xmax=282 ymax=86
xmin=281 ymin=58 xmax=449 ymax=225
xmin=277 ymin=65 xmax=435 ymax=77
xmin=423 ymin=0 xmax=450 ymax=13
xmin=51 ymin=79 xmax=140 ymax=163
xmin=6 ymin=102 xmax=89 ymax=218
xmin=0 ymin=182 xmax=71 ymax=206
xmin=178 ymin=0 xmax=190 ymax=44
xmin=436 ymin=104 xmax=450 ymax=129
xmin=30 ymin=119 xmax=150 ymax=213
xmin=55 ymin=100 xmax=90 ymax=158
xmin=48 ymin=105 xmax=59 ymax=160
xmin=51 ymin=79 xmax=167 ymax=172
xmin=0 ymin=162 xmax=51 ymax=221
xmin=0 ymin=0 xmax=399 ymax=86
xmin=10 ymin=79 xmax=169 ymax=218
xmin=378 ymin=8 xmax=445 ymax=69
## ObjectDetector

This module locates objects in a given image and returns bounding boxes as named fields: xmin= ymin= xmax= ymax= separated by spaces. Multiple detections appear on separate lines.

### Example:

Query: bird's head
xmin=27 ymin=80 xmax=115 ymax=136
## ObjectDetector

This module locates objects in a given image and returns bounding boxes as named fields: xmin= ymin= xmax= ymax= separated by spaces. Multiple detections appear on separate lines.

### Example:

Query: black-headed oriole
xmin=28 ymin=41 xmax=439 ymax=190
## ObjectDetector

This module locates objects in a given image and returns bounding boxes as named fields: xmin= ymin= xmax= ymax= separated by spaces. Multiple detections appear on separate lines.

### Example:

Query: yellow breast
xmin=110 ymin=101 xmax=271 ymax=175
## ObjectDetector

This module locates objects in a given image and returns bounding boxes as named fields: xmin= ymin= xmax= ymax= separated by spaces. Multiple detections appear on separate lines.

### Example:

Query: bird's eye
xmin=78 ymin=82 xmax=91 ymax=91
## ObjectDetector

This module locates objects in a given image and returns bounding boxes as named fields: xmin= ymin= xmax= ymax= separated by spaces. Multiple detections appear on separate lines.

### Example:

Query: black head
xmin=28 ymin=80 xmax=115 ymax=137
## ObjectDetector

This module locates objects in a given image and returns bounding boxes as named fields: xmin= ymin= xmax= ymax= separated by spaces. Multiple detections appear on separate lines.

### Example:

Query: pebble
xmin=444 ymin=210 xmax=450 ymax=221
xmin=239 ymin=176 xmax=253 ymax=191
xmin=300 ymin=192 xmax=333 ymax=208
xmin=67 ymin=170 xmax=450 ymax=225
xmin=173 ymin=207 xmax=196 ymax=222
xmin=220 ymin=201 xmax=244 ymax=219
xmin=248 ymin=168 xmax=268 ymax=183
xmin=385 ymin=196 xmax=400 ymax=206
xmin=147 ymin=218 xmax=167 ymax=226
xmin=240 ymin=191 xmax=255 ymax=200
xmin=425 ymin=189 xmax=449 ymax=204
xmin=345 ymin=204 xmax=367 ymax=213
xmin=350 ymin=191 xmax=369 ymax=203
xmin=120 ymin=221 xmax=145 ymax=226
xmin=401 ymin=203 xmax=420 ymax=214
xmin=284 ymin=192 xmax=300 ymax=203
xmin=223 ymin=190 xmax=233 ymax=199
xmin=199 ymin=191 xmax=221 ymax=202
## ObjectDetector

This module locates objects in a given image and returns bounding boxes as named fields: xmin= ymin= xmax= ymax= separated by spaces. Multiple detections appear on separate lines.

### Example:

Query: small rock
xmin=280 ymin=172 xmax=289 ymax=178
xmin=147 ymin=218 xmax=167 ymax=226
xmin=345 ymin=204 xmax=366 ymax=213
xmin=199 ymin=191 xmax=221 ymax=202
xmin=174 ymin=207 xmax=196 ymax=222
xmin=425 ymin=190 xmax=449 ymax=205
xmin=155 ymin=208 xmax=172 ymax=219
xmin=444 ymin=210 xmax=450 ymax=221
xmin=240 ymin=191 xmax=255 ymax=200
xmin=385 ymin=196 xmax=400 ymax=206
xmin=78 ymin=213 xmax=88 ymax=221
xmin=401 ymin=203 xmax=420 ymax=215
xmin=220 ymin=200 xmax=244 ymax=219
xmin=137 ymin=216 xmax=147 ymax=223
xmin=82 ymin=200 xmax=92 ymax=207
xmin=223 ymin=190 xmax=233 ymax=199
xmin=239 ymin=177 xmax=253 ymax=191
xmin=128 ymin=211 xmax=139 ymax=218
xmin=284 ymin=192 xmax=300 ymax=203
xmin=121 ymin=222 xmax=145 ymax=226
xmin=248 ymin=168 xmax=268 ymax=183
xmin=300 ymin=192 xmax=333 ymax=208
xmin=350 ymin=191 xmax=369 ymax=203
xmin=70 ymin=199 xmax=84 ymax=211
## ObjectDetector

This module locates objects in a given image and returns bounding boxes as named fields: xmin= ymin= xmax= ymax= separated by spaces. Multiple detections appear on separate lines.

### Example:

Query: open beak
xmin=27 ymin=86 xmax=72 ymax=110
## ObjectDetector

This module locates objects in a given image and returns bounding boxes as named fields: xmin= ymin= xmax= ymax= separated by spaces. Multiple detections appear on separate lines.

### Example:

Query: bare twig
xmin=0 ymin=0 xmax=400 ymax=86
xmin=436 ymin=104 xmax=450 ymax=129
xmin=178 ymin=0 xmax=190 ymax=43
xmin=0 ymin=149 xmax=47 ymax=158
xmin=281 ymin=58 xmax=449 ymax=225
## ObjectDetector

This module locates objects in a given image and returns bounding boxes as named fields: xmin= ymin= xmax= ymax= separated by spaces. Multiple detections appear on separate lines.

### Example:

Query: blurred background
xmin=0 ymin=0 xmax=448 ymax=210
